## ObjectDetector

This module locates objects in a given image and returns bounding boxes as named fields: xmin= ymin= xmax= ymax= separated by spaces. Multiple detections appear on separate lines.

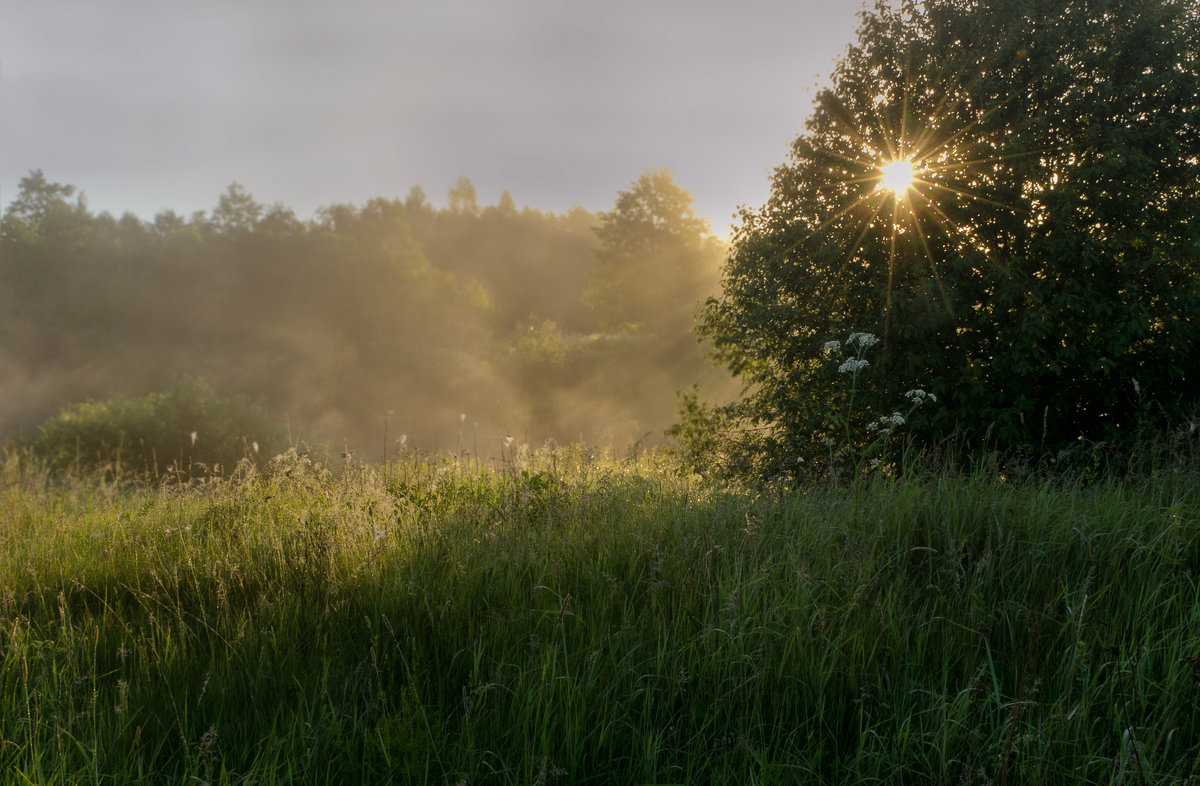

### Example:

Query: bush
xmin=29 ymin=377 xmax=285 ymax=479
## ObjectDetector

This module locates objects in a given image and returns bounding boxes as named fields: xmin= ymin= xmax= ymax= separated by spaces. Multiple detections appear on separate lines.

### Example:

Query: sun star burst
xmin=879 ymin=158 xmax=915 ymax=195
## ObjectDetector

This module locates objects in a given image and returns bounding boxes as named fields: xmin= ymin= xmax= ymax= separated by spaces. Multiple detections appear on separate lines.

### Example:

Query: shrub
xmin=29 ymin=377 xmax=285 ymax=479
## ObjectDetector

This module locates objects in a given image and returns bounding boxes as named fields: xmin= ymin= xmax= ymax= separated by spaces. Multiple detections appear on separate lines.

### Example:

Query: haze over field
xmin=1 ymin=166 xmax=738 ymax=461
xmin=0 ymin=2 xmax=872 ymax=460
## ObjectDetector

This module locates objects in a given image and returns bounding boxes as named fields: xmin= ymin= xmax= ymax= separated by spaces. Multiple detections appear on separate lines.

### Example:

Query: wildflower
xmin=904 ymin=389 xmax=936 ymax=403
xmin=838 ymin=358 xmax=869 ymax=374
xmin=869 ymin=413 xmax=906 ymax=432
xmin=823 ymin=340 xmax=841 ymax=353
xmin=847 ymin=332 xmax=879 ymax=350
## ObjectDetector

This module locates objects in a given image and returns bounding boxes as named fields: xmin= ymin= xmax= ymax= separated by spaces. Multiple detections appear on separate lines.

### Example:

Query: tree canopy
xmin=585 ymin=168 xmax=723 ymax=335
xmin=2 ymin=169 xmax=732 ymax=457
xmin=697 ymin=0 xmax=1200 ymax=477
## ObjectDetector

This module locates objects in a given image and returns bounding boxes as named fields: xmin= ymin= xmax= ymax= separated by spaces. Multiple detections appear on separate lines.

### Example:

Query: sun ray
xmin=908 ymin=85 xmax=1031 ymax=171
xmin=905 ymin=199 xmax=956 ymax=323
xmin=843 ymin=191 xmax=892 ymax=259
xmin=800 ymin=185 xmax=890 ymax=242
xmin=906 ymin=188 xmax=971 ymax=246
xmin=821 ymin=90 xmax=897 ymax=164
xmin=823 ymin=189 xmax=894 ymax=319
xmin=899 ymin=56 xmax=911 ymax=158
xmin=815 ymin=146 xmax=895 ymax=173
xmin=909 ymin=187 xmax=1036 ymax=296
xmin=918 ymin=149 xmax=1038 ymax=171
xmin=884 ymin=198 xmax=900 ymax=343
xmin=917 ymin=179 xmax=1025 ymax=212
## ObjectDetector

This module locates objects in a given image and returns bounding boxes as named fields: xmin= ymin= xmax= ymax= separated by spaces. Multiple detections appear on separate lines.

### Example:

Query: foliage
xmin=666 ymin=384 xmax=744 ymax=476
xmin=699 ymin=0 xmax=1200 ymax=475
xmin=2 ymin=453 xmax=1199 ymax=782
xmin=2 ymin=169 xmax=80 ymax=230
xmin=816 ymin=332 xmax=937 ymax=480
xmin=210 ymin=182 xmax=263 ymax=235
xmin=27 ymin=377 xmax=285 ymax=479
xmin=510 ymin=317 xmax=571 ymax=380
xmin=446 ymin=174 xmax=481 ymax=216
xmin=1 ymin=169 xmax=730 ymax=452
xmin=584 ymin=168 xmax=724 ymax=336
xmin=670 ymin=333 xmax=938 ymax=483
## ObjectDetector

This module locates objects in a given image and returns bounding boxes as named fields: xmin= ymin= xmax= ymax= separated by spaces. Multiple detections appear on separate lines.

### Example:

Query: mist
xmin=0 ymin=169 xmax=736 ymax=464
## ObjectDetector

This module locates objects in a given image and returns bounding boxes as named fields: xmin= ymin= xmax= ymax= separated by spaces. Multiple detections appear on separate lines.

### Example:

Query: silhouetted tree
xmin=4 ymin=169 xmax=79 ymax=233
xmin=210 ymin=182 xmax=263 ymax=235
xmin=697 ymin=0 xmax=1200 ymax=473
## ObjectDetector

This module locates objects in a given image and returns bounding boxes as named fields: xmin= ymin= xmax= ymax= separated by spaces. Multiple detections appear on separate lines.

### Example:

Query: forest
xmin=0 ymin=168 xmax=731 ymax=472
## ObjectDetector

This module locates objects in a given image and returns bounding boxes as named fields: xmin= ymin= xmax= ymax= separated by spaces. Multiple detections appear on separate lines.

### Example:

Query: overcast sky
xmin=2 ymin=1 xmax=866 ymax=235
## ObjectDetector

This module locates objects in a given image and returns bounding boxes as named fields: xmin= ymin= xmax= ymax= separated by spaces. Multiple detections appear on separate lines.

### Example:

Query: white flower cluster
xmin=847 ymin=332 xmax=879 ymax=350
xmin=823 ymin=333 xmax=878 ymax=355
xmin=838 ymin=358 xmax=869 ymax=375
xmin=867 ymin=412 xmax=906 ymax=432
xmin=904 ymin=389 xmax=937 ymax=404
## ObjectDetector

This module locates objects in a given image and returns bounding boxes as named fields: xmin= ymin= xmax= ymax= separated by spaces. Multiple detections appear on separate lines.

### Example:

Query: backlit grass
xmin=1 ymin=448 xmax=1198 ymax=783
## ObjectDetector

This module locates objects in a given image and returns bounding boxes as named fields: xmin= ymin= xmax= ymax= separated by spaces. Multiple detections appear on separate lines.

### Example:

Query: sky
xmin=1 ymin=0 xmax=866 ymax=236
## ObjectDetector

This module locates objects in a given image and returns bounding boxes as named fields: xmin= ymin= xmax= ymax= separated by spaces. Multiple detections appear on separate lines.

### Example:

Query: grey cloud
xmin=2 ymin=0 xmax=864 ymax=226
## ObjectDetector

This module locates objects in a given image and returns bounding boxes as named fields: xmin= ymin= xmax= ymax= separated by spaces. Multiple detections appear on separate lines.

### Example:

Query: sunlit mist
xmin=0 ymin=168 xmax=739 ymax=461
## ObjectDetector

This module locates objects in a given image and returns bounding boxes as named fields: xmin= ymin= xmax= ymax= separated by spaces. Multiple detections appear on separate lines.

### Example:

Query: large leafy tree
xmin=700 ymin=0 xmax=1200 ymax=470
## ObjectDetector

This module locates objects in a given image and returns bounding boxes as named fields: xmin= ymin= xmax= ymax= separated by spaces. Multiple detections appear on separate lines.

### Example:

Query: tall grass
xmin=0 ymin=447 xmax=1197 ymax=783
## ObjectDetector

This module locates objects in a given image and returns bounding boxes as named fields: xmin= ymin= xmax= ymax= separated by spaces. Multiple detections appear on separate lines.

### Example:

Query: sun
xmin=879 ymin=158 xmax=915 ymax=195
xmin=792 ymin=67 xmax=1031 ymax=331
xmin=785 ymin=74 xmax=1033 ymax=344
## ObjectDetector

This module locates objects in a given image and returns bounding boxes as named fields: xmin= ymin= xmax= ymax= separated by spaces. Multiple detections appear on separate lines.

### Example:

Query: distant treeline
xmin=0 ymin=169 xmax=732 ymax=458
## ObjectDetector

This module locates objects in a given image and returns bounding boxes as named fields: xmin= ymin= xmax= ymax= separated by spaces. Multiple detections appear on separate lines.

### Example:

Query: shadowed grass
xmin=0 ymin=448 xmax=1198 ymax=783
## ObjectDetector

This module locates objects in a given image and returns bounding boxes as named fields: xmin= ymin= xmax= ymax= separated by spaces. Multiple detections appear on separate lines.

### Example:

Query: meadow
xmin=1 ymin=446 xmax=1197 ymax=784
